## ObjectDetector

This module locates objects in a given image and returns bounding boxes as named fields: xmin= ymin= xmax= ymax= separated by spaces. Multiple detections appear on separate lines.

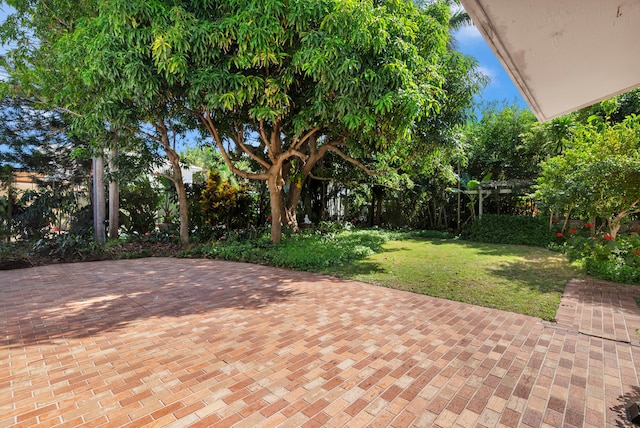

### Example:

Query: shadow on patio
xmin=0 ymin=258 xmax=299 ymax=348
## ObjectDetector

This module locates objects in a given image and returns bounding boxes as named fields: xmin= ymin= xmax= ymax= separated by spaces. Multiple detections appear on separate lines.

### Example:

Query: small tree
xmin=200 ymin=172 xmax=253 ymax=230
xmin=535 ymin=114 xmax=640 ymax=238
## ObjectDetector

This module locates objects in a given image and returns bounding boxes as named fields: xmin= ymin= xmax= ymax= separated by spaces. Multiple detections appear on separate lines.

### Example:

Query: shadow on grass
xmin=325 ymin=260 xmax=388 ymax=277
xmin=426 ymin=237 xmax=558 ymax=258
xmin=486 ymin=257 xmax=574 ymax=294
xmin=326 ymin=236 xmax=580 ymax=320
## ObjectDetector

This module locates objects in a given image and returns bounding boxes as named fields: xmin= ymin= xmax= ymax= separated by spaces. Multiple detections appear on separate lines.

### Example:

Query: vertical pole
xmin=108 ymin=145 xmax=119 ymax=239
xmin=478 ymin=185 xmax=483 ymax=219
xmin=457 ymin=162 xmax=461 ymax=232
xmin=93 ymin=155 xmax=106 ymax=243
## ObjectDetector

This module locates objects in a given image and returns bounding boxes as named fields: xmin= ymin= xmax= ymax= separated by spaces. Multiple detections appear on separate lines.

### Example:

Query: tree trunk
xmin=320 ymin=181 xmax=327 ymax=221
xmin=608 ymin=211 xmax=629 ymax=240
xmin=561 ymin=208 xmax=572 ymax=233
xmin=375 ymin=189 xmax=383 ymax=226
xmin=368 ymin=189 xmax=375 ymax=227
xmin=285 ymin=183 xmax=303 ymax=233
xmin=166 ymin=149 xmax=189 ymax=245
xmin=268 ymin=175 xmax=283 ymax=244
xmin=175 ymin=174 xmax=189 ymax=245
xmin=93 ymin=155 xmax=106 ymax=243
xmin=609 ymin=223 xmax=621 ymax=239
xmin=108 ymin=147 xmax=119 ymax=239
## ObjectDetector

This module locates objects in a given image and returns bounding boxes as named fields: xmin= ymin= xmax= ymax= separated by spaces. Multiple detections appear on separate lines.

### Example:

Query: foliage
xmin=0 ymin=195 xmax=12 ymax=241
xmin=180 ymin=146 xmax=230 ymax=180
xmin=0 ymin=95 xmax=95 ymax=242
xmin=32 ymin=233 xmax=103 ymax=262
xmin=200 ymin=171 xmax=253 ymax=230
xmin=1 ymin=0 xmax=194 ymax=245
xmin=11 ymin=184 xmax=80 ymax=240
xmin=462 ymin=214 xmax=555 ymax=247
xmin=51 ymin=0 xmax=480 ymax=243
xmin=521 ymin=114 xmax=576 ymax=157
xmin=0 ymin=97 xmax=91 ymax=177
xmin=0 ymin=241 xmax=34 ymax=270
xmin=575 ymin=87 xmax=640 ymax=125
xmin=183 ymin=228 xmax=393 ymax=271
xmin=119 ymin=178 xmax=160 ymax=235
xmin=185 ymin=181 xmax=208 ymax=240
xmin=562 ymin=229 xmax=640 ymax=284
xmin=125 ymin=228 xmax=179 ymax=244
xmin=465 ymin=102 xmax=539 ymax=180
xmin=315 ymin=220 xmax=355 ymax=234
xmin=534 ymin=114 xmax=640 ymax=238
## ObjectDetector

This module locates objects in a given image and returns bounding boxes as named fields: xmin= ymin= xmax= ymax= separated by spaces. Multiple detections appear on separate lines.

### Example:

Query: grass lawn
xmin=324 ymin=237 xmax=582 ymax=321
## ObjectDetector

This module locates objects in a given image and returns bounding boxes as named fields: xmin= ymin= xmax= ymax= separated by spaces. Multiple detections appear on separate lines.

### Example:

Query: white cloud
xmin=454 ymin=25 xmax=483 ymax=45
xmin=477 ymin=65 xmax=496 ymax=81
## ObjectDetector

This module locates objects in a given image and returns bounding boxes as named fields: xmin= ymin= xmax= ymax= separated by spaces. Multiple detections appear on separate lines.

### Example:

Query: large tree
xmin=1 ymin=0 xmax=193 ymax=244
xmin=465 ymin=103 xmax=540 ymax=181
xmin=56 ymin=0 xmax=462 ymax=243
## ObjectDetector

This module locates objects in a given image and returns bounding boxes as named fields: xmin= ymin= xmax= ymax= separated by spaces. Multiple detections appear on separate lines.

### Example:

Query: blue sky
xmin=454 ymin=25 xmax=528 ymax=110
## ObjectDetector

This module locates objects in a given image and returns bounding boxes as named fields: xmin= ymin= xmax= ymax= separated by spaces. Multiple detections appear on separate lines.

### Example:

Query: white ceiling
xmin=459 ymin=0 xmax=640 ymax=122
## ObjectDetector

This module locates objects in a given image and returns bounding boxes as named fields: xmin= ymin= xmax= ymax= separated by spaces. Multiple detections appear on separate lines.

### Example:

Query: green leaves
xmin=535 ymin=114 xmax=640 ymax=236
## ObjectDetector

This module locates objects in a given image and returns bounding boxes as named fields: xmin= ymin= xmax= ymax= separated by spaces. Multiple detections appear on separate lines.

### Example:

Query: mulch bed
xmin=0 ymin=241 xmax=186 ymax=271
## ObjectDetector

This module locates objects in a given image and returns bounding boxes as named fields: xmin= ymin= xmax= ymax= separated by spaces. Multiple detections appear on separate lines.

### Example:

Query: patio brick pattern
xmin=1 ymin=258 xmax=639 ymax=427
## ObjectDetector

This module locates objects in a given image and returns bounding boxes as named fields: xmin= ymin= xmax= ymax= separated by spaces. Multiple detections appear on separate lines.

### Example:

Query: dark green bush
xmin=180 ymin=229 xmax=391 ymax=271
xmin=32 ymin=233 xmax=103 ymax=261
xmin=0 ymin=241 xmax=34 ymax=269
xmin=462 ymin=214 xmax=555 ymax=247
xmin=119 ymin=178 xmax=160 ymax=235
xmin=583 ymin=258 xmax=640 ymax=284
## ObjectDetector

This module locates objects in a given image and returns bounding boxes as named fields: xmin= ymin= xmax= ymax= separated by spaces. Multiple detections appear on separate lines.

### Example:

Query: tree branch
xmin=233 ymin=124 xmax=271 ymax=170
xmin=39 ymin=0 xmax=72 ymax=29
xmin=292 ymin=127 xmax=319 ymax=151
xmin=124 ymin=123 xmax=160 ymax=143
xmin=279 ymin=149 xmax=307 ymax=164
xmin=153 ymin=171 xmax=176 ymax=185
xmin=199 ymin=109 xmax=270 ymax=181
xmin=326 ymin=146 xmax=380 ymax=176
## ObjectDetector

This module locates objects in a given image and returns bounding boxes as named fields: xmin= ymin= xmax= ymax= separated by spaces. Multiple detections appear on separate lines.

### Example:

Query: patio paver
xmin=1 ymin=258 xmax=639 ymax=427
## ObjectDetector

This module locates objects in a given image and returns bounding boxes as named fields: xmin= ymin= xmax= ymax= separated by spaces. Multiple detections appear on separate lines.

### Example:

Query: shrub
xmin=32 ymin=233 xmax=103 ymax=262
xmin=119 ymin=178 xmax=160 ymax=235
xmin=0 ymin=241 xmax=34 ymax=269
xmin=181 ymin=229 xmax=391 ymax=271
xmin=200 ymin=171 xmax=254 ymax=230
xmin=462 ymin=214 xmax=554 ymax=247
xmin=564 ymin=231 xmax=640 ymax=283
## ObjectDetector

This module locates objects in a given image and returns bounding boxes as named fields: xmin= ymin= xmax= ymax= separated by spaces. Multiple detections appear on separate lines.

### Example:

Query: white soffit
xmin=459 ymin=0 xmax=640 ymax=122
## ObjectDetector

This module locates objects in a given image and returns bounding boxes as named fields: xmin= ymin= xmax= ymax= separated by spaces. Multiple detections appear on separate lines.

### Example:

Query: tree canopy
xmin=535 ymin=114 xmax=640 ymax=238
xmin=465 ymin=103 xmax=539 ymax=181
xmin=41 ymin=0 xmax=478 ymax=242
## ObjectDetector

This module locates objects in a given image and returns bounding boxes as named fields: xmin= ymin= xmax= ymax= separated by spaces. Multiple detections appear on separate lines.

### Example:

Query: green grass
xmin=181 ymin=229 xmax=581 ymax=321
xmin=323 ymin=237 xmax=581 ymax=321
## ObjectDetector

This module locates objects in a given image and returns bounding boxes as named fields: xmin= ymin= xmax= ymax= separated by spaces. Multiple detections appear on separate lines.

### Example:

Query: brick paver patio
xmin=1 ymin=258 xmax=639 ymax=427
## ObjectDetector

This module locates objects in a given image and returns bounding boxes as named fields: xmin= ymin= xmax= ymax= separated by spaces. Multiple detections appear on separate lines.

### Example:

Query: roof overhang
xmin=459 ymin=0 xmax=640 ymax=122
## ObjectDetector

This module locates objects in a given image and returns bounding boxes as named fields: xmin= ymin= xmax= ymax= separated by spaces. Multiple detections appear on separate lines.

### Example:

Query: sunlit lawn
xmin=323 ymin=238 xmax=582 ymax=321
